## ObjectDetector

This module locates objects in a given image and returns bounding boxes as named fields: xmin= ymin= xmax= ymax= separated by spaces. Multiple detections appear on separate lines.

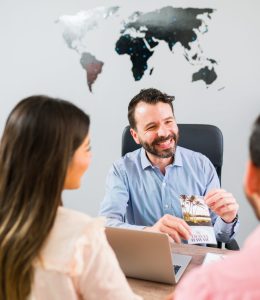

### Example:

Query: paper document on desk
xmin=203 ymin=252 xmax=226 ymax=265
xmin=179 ymin=195 xmax=217 ymax=245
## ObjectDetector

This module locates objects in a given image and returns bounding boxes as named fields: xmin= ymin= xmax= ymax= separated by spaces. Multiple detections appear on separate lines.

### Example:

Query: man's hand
xmin=204 ymin=188 xmax=239 ymax=223
xmin=144 ymin=214 xmax=192 ymax=243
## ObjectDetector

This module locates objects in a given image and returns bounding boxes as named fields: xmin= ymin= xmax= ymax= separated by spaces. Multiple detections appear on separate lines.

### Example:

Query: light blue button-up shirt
xmin=99 ymin=146 xmax=239 ymax=242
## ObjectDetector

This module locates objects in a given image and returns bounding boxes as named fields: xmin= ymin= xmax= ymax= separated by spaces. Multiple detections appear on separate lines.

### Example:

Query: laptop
xmin=105 ymin=227 xmax=191 ymax=284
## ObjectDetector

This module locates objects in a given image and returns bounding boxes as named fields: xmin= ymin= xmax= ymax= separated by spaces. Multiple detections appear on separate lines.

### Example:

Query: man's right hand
xmin=144 ymin=214 xmax=192 ymax=243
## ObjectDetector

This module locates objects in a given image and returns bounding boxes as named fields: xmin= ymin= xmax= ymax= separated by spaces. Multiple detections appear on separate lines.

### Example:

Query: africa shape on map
xmin=57 ymin=6 xmax=217 ymax=92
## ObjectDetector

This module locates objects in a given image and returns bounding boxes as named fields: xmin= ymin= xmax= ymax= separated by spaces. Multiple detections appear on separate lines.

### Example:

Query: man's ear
xmin=130 ymin=128 xmax=140 ymax=144
xmin=244 ymin=160 xmax=260 ymax=197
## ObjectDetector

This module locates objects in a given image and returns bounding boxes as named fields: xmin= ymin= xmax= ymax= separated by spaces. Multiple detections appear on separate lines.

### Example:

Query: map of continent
xmin=57 ymin=6 xmax=217 ymax=92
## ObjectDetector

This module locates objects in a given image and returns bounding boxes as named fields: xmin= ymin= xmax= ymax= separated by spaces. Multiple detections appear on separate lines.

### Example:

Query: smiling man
xmin=99 ymin=88 xmax=239 ymax=244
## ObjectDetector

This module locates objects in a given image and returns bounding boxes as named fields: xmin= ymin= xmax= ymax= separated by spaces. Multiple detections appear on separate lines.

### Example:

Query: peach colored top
xmin=29 ymin=207 xmax=142 ymax=300
xmin=174 ymin=225 xmax=260 ymax=300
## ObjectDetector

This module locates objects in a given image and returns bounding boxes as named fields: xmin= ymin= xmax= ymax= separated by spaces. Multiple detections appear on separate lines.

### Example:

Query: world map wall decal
xmin=57 ymin=6 xmax=217 ymax=92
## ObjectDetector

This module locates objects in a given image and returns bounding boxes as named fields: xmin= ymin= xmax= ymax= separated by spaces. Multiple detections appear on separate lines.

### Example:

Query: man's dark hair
xmin=128 ymin=88 xmax=175 ymax=129
xmin=250 ymin=115 xmax=260 ymax=167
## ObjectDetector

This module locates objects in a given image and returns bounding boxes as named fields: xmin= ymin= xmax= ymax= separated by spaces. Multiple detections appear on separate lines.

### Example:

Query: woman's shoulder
xmin=55 ymin=206 xmax=105 ymax=236
xmin=58 ymin=206 xmax=103 ymax=225
xmin=35 ymin=207 xmax=106 ymax=273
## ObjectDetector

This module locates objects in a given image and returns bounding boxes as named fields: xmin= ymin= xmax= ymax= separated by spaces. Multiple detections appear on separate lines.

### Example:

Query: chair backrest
xmin=121 ymin=124 xmax=223 ymax=184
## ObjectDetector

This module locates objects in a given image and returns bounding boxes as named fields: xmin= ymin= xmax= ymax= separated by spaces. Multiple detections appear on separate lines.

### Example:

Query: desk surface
xmin=127 ymin=244 xmax=230 ymax=300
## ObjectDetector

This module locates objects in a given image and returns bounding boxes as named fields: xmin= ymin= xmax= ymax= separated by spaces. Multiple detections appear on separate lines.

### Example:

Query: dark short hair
xmin=250 ymin=115 xmax=260 ymax=167
xmin=128 ymin=88 xmax=175 ymax=129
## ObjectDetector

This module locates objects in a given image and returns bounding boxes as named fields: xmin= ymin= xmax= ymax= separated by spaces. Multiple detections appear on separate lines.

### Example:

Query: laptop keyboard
xmin=173 ymin=264 xmax=181 ymax=274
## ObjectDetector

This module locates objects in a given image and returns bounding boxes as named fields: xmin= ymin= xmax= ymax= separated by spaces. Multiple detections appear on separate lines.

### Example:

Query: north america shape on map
xmin=57 ymin=6 xmax=217 ymax=92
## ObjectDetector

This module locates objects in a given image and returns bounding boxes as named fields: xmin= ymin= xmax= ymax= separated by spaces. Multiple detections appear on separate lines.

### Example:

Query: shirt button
xmin=162 ymin=182 xmax=166 ymax=187
xmin=164 ymin=204 xmax=169 ymax=209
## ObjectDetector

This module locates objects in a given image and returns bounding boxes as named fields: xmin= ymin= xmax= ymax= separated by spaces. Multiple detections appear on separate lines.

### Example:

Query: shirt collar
xmin=140 ymin=146 xmax=183 ymax=169
xmin=174 ymin=146 xmax=183 ymax=167
xmin=140 ymin=148 xmax=152 ymax=169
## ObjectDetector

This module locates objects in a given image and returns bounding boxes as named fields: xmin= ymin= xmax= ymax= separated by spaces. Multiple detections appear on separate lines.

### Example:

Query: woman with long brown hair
xmin=0 ymin=95 xmax=141 ymax=300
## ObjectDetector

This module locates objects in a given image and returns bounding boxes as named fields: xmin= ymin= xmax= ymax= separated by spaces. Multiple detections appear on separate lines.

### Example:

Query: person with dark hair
xmin=170 ymin=115 xmax=260 ymax=299
xmin=100 ymin=88 xmax=239 ymax=244
xmin=0 ymin=96 xmax=141 ymax=300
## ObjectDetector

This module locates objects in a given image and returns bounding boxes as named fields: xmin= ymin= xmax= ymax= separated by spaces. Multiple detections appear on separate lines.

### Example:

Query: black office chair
xmin=122 ymin=124 xmax=239 ymax=250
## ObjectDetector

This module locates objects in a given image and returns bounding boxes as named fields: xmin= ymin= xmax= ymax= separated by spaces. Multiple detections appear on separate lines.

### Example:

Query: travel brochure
xmin=179 ymin=195 xmax=217 ymax=245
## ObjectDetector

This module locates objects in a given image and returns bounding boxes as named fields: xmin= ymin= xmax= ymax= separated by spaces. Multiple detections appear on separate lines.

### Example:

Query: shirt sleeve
xmin=203 ymin=156 xmax=239 ymax=242
xmin=99 ymin=163 xmax=145 ymax=230
xmin=173 ymin=268 xmax=211 ymax=300
xmin=76 ymin=225 xmax=142 ymax=300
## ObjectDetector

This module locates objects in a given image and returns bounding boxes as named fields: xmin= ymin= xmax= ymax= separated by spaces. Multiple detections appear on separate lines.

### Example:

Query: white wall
xmin=0 ymin=0 xmax=259 ymax=246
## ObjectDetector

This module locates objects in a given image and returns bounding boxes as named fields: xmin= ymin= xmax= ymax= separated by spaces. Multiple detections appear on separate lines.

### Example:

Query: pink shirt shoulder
xmin=174 ymin=225 xmax=260 ymax=300
xmin=29 ymin=207 xmax=142 ymax=300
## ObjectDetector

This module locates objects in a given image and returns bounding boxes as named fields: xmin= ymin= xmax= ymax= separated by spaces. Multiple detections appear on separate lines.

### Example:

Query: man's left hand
xmin=204 ymin=188 xmax=239 ymax=223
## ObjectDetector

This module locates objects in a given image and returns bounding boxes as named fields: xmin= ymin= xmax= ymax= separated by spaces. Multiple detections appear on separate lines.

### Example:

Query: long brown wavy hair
xmin=0 ymin=95 xmax=90 ymax=300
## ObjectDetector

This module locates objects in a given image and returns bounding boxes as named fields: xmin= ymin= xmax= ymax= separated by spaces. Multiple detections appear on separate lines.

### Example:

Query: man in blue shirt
xmin=99 ymin=88 xmax=239 ymax=243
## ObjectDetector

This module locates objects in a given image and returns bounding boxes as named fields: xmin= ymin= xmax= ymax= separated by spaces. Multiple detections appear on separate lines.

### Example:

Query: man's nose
xmin=157 ymin=125 xmax=168 ymax=137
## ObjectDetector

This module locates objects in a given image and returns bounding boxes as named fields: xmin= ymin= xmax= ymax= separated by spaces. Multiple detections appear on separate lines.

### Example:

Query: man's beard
xmin=139 ymin=133 xmax=178 ymax=158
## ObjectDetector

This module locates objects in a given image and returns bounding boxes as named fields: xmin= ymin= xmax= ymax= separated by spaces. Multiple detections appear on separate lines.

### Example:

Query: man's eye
xmin=147 ymin=126 xmax=155 ymax=131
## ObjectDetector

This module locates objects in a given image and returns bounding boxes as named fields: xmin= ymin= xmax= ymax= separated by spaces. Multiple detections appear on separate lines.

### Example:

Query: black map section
xmin=124 ymin=7 xmax=213 ymax=51
xmin=208 ymin=58 xmax=217 ymax=64
xmin=115 ymin=6 xmax=216 ymax=85
xmin=116 ymin=34 xmax=158 ymax=80
xmin=80 ymin=52 xmax=104 ymax=92
xmin=192 ymin=66 xmax=217 ymax=85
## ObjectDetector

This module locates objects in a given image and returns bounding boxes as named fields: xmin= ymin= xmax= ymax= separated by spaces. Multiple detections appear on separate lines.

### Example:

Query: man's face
xmin=131 ymin=101 xmax=179 ymax=158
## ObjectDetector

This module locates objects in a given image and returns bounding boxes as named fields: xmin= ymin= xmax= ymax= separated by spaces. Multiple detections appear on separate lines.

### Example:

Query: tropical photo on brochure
xmin=179 ymin=195 xmax=217 ymax=244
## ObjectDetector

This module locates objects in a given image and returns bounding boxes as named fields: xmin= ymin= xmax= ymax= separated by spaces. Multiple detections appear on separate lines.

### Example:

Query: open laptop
xmin=105 ymin=227 xmax=191 ymax=284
